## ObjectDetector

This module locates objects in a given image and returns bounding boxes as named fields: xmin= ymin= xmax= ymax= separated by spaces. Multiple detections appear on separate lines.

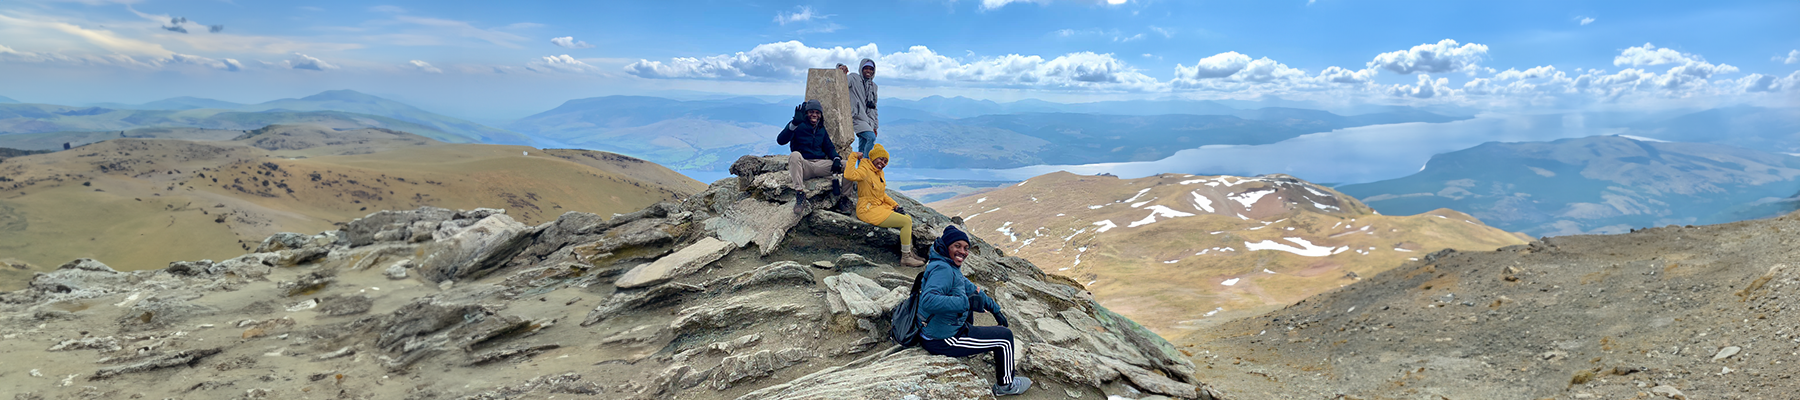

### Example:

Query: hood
xmin=859 ymin=58 xmax=876 ymax=70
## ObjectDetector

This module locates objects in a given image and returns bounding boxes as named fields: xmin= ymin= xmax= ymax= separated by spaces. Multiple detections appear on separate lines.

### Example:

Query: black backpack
xmin=888 ymin=269 xmax=931 ymax=347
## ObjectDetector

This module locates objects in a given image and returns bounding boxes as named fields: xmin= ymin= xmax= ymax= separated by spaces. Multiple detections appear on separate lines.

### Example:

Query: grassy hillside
xmin=0 ymin=126 xmax=699 ymax=288
xmin=1339 ymin=135 xmax=1800 ymax=236
xmin=930 ymin=171 xmax=1528 ymax=335
xmin=0 ymin=90 xmax=531 ymax=145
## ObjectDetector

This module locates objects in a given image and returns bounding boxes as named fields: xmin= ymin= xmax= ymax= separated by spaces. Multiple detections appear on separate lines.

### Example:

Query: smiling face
xmin=806 ymin=109 xmax=822 ymax=125
xmin=947 ymin=240 xmax=969 ymax=266
xmin=871 ymin=157 xmax=888 ymax=170
xmin=862 ymin=65 xmax=875 ymax=79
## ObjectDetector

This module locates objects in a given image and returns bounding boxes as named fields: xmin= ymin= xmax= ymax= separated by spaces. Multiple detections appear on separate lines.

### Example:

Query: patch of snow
xmin=1435 ymin=215 xmax=1447 ymax=219
xmin=1303 ymin=186 xmax=1331 ymax=197
xmin=1332 ymin=246 xmax=1349 ymax=254
xmin=1128 ymin=205 xmax=1196 ymax=228
xmin=996 ymin=222 xmax=1018 ymax=242
xmin=1311 ymin=201 xmax=1339 ymax=211
xmin=1221 ymin=247 xmax=1235 ymax=252
xmin=1092 ymin=220 xmax=1118 ymax=233
xmin=1264 ymin=269 xmax=1276 ymax=274
xmin=1131 ymin=200 xmax=1153 ymax=208
xmin=1244 ymin=237 xmax=1341 ymax=257
xmin=1615 ymin=134 xmax=1669 ymax=143
xmin=1055 ymin=213 xmax=1065 ymax=217
xmin=1087 ymin=204 xmax=1105 ymax=209
xmin=1016 ymin=179 xmax=1028 ymax=186
xmin=1163 ymin=260 xmax=1179 ymax=264
xmin=977 ymin=197 xmax=987 ymax=204
xmin=1123 ymin=188 xmax=1153 ymax=203
xmin=1285 ymin=227 xmax=1295 ymax=230
xmin=1210 ymin=231 xmax=1224 ymax=235
xmin=1061 ymin=228 xmax=1088 ymax=243
xmin=1331 ymin=222 xmax=1341 ymax=228
xmin=1228 ymin=189 xmax=1274 ymax=210
xmin=1203 ymin=307 xmax=1223 ymax=317
xmin=1196 ymin=249 xmax=1210 ymax=255
xmin=1221 ymin=278 xmax=1240 ymax=286
xmin=1394 ymin=248 xmax=1414 ymax=252
xmin=1030 ymin=196 xmax=1038 ymax=202
xmin=1236 ymin=213 xmax=1249 ymax=220
xmin=1190 ymin=191 xmax=1215 ymax=213
xmin=964 ymin=207 xmax=1002 ymax=221
xmin=1408 ymin=257 xmax=1419 ymax=261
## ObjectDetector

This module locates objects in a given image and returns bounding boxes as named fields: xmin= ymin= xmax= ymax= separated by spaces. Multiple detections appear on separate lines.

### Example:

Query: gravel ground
xmin=1182 ymin=213 xmax=1800 ymax=399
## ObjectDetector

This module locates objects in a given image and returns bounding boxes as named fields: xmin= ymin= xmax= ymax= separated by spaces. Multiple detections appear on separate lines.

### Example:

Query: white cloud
xmin=1115 ymin=33 xmax=1144 ymax=42
xmin=0 ymin=44 xmax=239 ymax=71
xmin=287 ymin=53 xmax=337 ymax=71
xmin=527 ymin=54 xmax=602 ymax=74
xmin=1315 ymin=66 xmax=1376 ymax=84
xmin=980 ymin=0 xmax=1051 ymax=10
xmin=1175 ymin=51 xmax=1251 ymax=79
xmin=1579 ymin=17 xmax=1595 ymax=25
xmin=1368 ymin=39 xmax=1489 ymax=74
xmin=1387 ymin=74 xmax=1457 ymax=99
xmin=775 ymin=6 xmax=823 ymax=25
xmin=1778 ymin=50 xmax=1800 ymax=64
xmin=1494 ymin=65 xmax=1557 ymax=80
xmin=550 ymin=36 xmax=593 ymax=49
xmin=1614 ymin=43 xmax=1701 ymax=67
xmin=409 ymin=60 xmax=442 ymax=73
xmin=626 ymin=41 xmax=1159 ymax=91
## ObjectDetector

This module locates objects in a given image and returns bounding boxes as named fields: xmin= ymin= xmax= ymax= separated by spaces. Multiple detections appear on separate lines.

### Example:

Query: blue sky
xmin=1 ymin=0 xmax=1796 ymax=121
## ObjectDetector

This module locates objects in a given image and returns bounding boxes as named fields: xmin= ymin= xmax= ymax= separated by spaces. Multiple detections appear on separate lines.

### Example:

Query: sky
xmin=1 ymin=0 xmax=1797 ymax=122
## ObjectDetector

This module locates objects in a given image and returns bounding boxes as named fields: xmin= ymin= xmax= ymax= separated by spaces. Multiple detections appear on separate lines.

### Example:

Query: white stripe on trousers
xmin=944 ymin=336 xmax=1014 ymax=382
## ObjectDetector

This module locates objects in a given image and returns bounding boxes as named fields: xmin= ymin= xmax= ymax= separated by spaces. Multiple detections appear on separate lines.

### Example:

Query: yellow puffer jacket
xmin=843 ymin=145 xmax=898 ymax=225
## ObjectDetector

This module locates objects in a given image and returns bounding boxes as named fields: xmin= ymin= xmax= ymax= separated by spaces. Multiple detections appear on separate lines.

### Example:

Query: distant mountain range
xmin=508 ymin=95 xmax=1471 ymax=171
xmin=0 ymin=90 xmax=530 ymax=145
xmin=1623 ymin=106 xmax=1800 ymax=154
xmin=1338 ymin=135 xmax=1800 ymax=236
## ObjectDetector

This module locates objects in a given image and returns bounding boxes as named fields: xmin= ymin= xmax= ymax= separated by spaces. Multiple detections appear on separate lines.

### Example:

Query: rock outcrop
xmin=0 ymin=156 xmax=1218 ymax=399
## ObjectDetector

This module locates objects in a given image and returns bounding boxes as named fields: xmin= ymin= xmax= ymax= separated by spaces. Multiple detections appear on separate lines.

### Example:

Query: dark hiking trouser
xmin=921 ymin=325 xmax=1015 ymax=384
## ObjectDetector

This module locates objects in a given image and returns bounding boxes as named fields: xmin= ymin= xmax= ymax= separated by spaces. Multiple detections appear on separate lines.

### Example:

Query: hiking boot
xmin=992 ymin=376 xmax=1031 ymax=396
xmin=900 ymin=247 xmax=926 ymax=268
xmin=833 ymin=197 xmax=856 ymax=215
xmin=792 ymin=192 xmax=809 ymax=216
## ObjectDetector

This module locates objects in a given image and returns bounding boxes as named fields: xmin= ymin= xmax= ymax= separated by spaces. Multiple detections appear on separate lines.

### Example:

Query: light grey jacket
xmin=846 ymin=58 xmax=879 ymax=134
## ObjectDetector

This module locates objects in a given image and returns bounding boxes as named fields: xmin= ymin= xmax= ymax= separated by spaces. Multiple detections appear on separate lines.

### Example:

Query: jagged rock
xmin=118 ymin=295 xmax=218 ymax=333
xmin=713 ymin=348 xmax=813 ymax=390
xmin=343 ymin=207 xmax=457 ymax=247
xmin=668 ymin=292 xmax=808 ymax=336
xmin=457 ymin=372 xmax=604 ymax=399
xmin=615 ymin=237 xmax=734 ymax=289
xmin=90 ymin=348 xmax=222 ymax=380
xmin=1096 ymin=355 xmax=1199 ymax=399
xmin=1 ymin=259 xmax=129 ymax=305
xmin=722 ymin=261 xmax=816 ymax=293
xmin=1035 ymin=318 xmax=1081 ymax=344
xmin=570 ymin=216 xmax=680 ymax=267
xmin=316 ymin=294 xmax=373 ymax=316
xmin=384 ymin=261 xmax=410 ymax=280
xmin=254 ymin=232 xmax=311 ymax=253
xmin=1021 ymin=343 xmax=1121 ymax=387
xmin=48 ymin=336 xmax=122 ymax=352
xmin=465 ymin=344 xmax=561 ymax=366
xmin=824 ymin=273 xmax=905 ymax=318
xmin=278 ymin=271 xmax=334 ymax=297
xmin=738 ymin=349 xmax=990 ymax=400
xmin=580 ymin=282 xmax=705 ymax=327
xmin=835 ymin=253 xmax=880 ymax=269
xmin=416 ymin=214 xmax=535 ymax=283
xmin=805 ymin=68 xmax=857 ymax=158
xmin=705 ymin=197 xmax=806 ymax=256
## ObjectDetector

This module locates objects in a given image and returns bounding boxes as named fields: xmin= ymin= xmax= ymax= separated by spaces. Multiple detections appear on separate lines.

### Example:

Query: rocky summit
xmin=0 ymin=154 xmax=1220 ymax=400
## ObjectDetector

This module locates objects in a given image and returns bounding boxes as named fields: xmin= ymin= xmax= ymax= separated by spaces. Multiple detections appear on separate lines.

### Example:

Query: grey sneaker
xmin=992 ymin=376 xmax=1031 ymax=396
xmin=792 ymin=195 xmax=809 ymax=216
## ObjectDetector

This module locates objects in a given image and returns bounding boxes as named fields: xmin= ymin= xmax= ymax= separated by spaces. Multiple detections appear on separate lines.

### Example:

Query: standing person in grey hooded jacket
xmin=839 ymin=59 xmax=880 ymax=161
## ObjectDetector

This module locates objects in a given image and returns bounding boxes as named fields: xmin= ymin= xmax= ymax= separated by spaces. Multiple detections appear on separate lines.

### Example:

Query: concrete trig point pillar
xmin=804 ymin=68 xmax=856 ymax=159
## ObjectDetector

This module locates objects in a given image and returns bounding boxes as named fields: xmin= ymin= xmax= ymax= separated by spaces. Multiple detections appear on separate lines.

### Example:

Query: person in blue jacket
xmin=917 ymin=225 xmax=1032 ymax=396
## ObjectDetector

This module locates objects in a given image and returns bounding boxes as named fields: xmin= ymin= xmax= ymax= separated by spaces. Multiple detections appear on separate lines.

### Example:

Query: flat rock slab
xmin=616 ymin=237 xmax=734 ymax=289
xmin=705 ymin=197 xmax=803 ymax=256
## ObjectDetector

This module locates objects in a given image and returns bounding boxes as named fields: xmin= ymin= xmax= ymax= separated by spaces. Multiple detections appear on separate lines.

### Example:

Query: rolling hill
xmin=1338 ymin=135 xmax=1800 ymax=237
xmin=0 ymin=90 xmax=531 ymax=145
xmin=0 ymin=125 xmax=701 ymax=287
xmin=928 ymin=171 xmax=1528 ymax=335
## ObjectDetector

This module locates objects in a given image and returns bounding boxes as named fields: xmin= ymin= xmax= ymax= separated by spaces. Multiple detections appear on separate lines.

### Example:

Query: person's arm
xmin=870 ymin=82 xmax=879 ymax=134
xmin=776 ymin=123 xmax=796 ymax=146
xmin=821 ymin=127 xmax=841 ymax=160
xmin=842 ymin=152 xmax=869 ymax=182
xmin=918 ymin=268 xmax=969 ymax=316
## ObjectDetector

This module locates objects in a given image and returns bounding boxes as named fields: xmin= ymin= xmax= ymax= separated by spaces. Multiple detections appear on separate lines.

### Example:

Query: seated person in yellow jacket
xmin=843 ymin=144 xmax=927 ymax=267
